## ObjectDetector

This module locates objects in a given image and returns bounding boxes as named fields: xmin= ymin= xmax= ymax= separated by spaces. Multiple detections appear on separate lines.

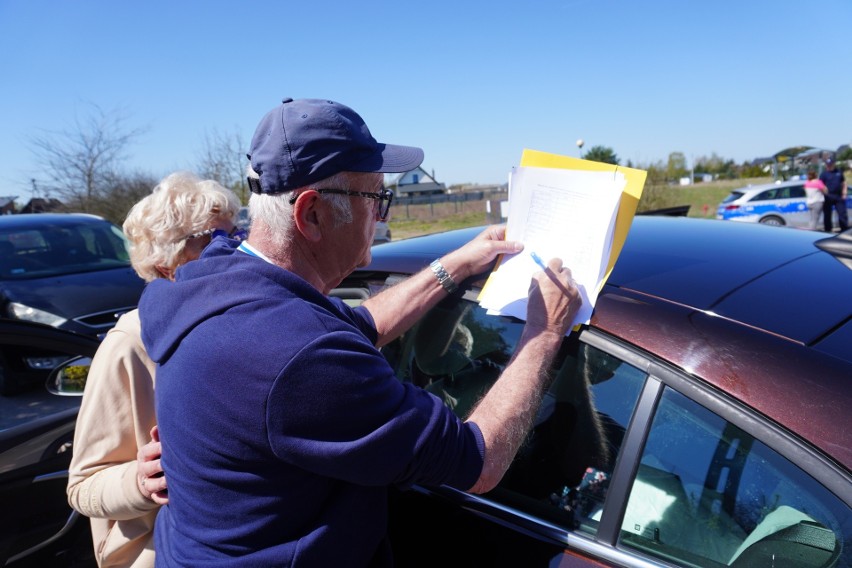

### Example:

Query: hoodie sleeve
xmin=327 ymin=297 xmax=378 ymax=346
xmin=265 ymin=329 xmax=483 ymax=491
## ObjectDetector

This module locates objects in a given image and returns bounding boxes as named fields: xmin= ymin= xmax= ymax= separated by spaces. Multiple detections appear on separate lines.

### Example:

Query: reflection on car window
xmin=753 ymin=185 xmax=806 ymax=202
xmin=620 ymin=387 xmax=850 ymax=567
xmin=0 ymin=221 xmax=130 ymax=280
xmin=383 ymin=294 xmax=647 ymax=535
xmin=0 ymin=341 xmax=83 ymax=396
xmin=498 ymin=340 xmax=646 ymax=535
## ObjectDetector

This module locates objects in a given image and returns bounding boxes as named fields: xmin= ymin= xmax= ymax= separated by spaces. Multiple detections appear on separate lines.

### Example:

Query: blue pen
xmin=530 ymin=251 xmax=547 ymax=271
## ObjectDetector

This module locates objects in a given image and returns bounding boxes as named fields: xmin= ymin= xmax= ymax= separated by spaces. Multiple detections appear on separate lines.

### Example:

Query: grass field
xmin=388 ymin=177 xmax=775 ymax=241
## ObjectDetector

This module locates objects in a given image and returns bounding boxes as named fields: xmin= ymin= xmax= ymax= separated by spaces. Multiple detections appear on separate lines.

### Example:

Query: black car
xmin=334 ymin=216 xmax=851 ymax=568
xmin=0 ymin=320 xmax=99 ymax=567
xmin=0 ymin=214 xmax=145 ymax=392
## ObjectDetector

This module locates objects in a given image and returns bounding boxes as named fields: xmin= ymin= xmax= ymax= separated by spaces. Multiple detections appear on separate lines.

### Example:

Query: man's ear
xmin=292 ymin=190 xmax=323 ymax=242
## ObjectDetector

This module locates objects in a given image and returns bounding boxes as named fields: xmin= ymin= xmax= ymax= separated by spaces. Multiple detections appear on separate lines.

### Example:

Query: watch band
xmin=429 ymin=259 xmax=458 ymax=294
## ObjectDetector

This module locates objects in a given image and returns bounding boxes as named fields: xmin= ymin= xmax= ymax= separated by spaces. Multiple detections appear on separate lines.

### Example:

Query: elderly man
xmin=139 ymin=98 xmax=580 ymax=567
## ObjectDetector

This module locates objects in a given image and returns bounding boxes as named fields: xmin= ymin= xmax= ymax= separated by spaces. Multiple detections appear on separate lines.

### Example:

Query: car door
xmin=775 ymin=184 xmax=809 ymax=228
xmin=379 ymin=289 xmax=649 ymax=566
xmin=615 ymin=376 xmax=850 ymax=567
xmin=372 ymin=286 xmax=851 ymax=567
xmin=0 ymin=320 xmax=99 ymax=567
xmin=750 ymin=185 xmax=808 ymax=227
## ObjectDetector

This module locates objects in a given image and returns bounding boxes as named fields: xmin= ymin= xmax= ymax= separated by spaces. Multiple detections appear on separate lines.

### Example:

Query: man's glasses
xmin=289 ymin=188 xmax=394 ymax=221
xmin=184 ymin=226 xmax=248 ymax=243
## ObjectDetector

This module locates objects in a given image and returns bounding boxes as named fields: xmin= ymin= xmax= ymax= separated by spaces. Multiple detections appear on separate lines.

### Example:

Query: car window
xmin=619 ymin=387 xmax=850 ymax=567
xmin=0 ymin=221 xmax=130 ymax=280
xmin=721 ymin=192 xmax=744 ymax=204
xmin=496 ymin=339 xmax=647 ymax=536
xmin=751 ymin=186 xmax=806 ymax=202
xmin=788 ymin=185 xmax=806 ymax=198
xmin=382 ymin=292 xmax=648 ymax=536
xmin=753 ymin=188 xmax=779 ymax=201
xmin=773 ymin=185 xmax=805 ymax=200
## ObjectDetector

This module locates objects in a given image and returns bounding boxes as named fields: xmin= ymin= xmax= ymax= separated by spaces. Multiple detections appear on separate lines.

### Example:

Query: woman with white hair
xmin=67 ymin=172 xmax=242 ymax=568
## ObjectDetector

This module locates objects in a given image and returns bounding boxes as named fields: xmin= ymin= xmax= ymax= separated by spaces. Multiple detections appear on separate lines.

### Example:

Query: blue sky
xmin=2 ymin=0 xmax=851 ymax=201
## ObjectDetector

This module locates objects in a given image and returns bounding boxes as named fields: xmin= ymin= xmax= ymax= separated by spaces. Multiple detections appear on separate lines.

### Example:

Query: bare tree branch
xmin=196 ymin=127 xmax=248 ymax=204
xmin=28 ymin=103 xmax=147 ymax=211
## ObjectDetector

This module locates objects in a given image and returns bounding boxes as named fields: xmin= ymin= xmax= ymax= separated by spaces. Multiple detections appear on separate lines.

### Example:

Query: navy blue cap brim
xmin=347 ymin=143 xmax=424 ymax=174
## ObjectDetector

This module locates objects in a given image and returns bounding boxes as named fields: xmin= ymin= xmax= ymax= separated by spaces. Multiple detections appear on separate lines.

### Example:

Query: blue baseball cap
xmin=247 ymin=98 xmax=424 ymax=195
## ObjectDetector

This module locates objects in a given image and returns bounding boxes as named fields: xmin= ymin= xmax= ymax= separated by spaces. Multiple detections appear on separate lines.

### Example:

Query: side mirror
xmin=46 ymin=356 xmax=93 ymax=396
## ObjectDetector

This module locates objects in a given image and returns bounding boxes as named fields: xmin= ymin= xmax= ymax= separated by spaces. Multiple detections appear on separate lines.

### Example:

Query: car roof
xmin=0 ymin=213 xmax=110 ymax=228
xmin=608 ymin=217 xmax=850 ymax=353
xmin=370 ymin=218 xmax=850 ymax=357
xmin=365 ymin=218 xmax=852 ymax=468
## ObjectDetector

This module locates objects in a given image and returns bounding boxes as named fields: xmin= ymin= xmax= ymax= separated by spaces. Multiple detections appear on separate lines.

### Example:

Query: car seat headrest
xmin=412 ymin=302 xmax=473 ymax=376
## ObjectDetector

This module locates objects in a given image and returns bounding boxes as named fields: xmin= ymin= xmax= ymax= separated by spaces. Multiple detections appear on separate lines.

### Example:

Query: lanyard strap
xmin=237 ymin=242 xmax=274 ymax=264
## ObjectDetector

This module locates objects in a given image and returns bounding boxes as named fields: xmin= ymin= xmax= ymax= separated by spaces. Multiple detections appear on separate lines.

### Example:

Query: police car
xmin=716 ymin=179 xmax=849 ymax=228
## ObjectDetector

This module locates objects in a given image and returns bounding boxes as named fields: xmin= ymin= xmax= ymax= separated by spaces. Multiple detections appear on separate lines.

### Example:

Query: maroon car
xmin=6 ymin=216 xmax=848 ymax=567
xmin=337 ymin=216 xmax=851 ymax=568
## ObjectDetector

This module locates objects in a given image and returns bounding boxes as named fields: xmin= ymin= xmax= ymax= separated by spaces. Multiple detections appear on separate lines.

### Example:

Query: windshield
xmin=0 ymin=220 xmax=132 ymax=280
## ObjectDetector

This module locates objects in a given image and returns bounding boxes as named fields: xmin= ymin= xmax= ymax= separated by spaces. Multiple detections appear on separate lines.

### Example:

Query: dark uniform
xmin=819 ymin=160 xmax=848 ymax=232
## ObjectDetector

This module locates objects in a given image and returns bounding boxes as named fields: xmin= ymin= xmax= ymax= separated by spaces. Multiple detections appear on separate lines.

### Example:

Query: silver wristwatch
xmin=429 ymin=259 xmax=458 ymax=294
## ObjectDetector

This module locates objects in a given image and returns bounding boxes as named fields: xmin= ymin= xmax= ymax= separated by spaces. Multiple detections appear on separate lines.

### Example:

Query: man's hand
xmin=525 ymin=257 xmax=581 ymax=338
xmin=441 ymin=224 xmax=523 ymax=282
xmin=136 ymin=425 xmax=168 ymax=505
xmin=365 ymin=225 xmax=522 ymax=347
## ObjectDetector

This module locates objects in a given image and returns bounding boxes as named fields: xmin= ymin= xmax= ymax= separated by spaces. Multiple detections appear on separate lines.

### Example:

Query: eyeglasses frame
xmin=288 ymin=188 xmax=394 ymax=221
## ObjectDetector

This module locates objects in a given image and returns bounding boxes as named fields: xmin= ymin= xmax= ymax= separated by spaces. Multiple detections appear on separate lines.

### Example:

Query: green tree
xmin=716 ymin=159 xmax=739 ymax=179
xmin=583 ymin=145 xmax=619 ymax=165
xmin=694 ymin=153 xmax=724 ymax=175
xmin=635 ymin=160 xmax=670 ymax=212
xmin=666 ymin=152 xmax=688 ymax=182
xmin=739 ymin=161 xmax=768 ymax=178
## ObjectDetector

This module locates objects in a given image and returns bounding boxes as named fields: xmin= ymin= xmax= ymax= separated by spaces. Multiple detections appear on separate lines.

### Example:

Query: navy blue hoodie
xmin=139 ymin=238 xmax=484 ymax=567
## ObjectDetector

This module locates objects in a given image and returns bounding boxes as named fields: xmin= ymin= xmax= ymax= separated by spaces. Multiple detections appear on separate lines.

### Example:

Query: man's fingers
xmin=481 ymin=224 xmax=506 ymax=241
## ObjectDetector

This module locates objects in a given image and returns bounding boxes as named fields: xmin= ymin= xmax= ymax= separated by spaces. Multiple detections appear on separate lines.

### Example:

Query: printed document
xmin=478 ymin=165 xmax=626 ymax=330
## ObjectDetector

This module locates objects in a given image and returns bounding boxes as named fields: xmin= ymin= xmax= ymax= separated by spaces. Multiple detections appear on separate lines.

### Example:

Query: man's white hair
xmin=248 ymin=167 xmax=369 ymax=247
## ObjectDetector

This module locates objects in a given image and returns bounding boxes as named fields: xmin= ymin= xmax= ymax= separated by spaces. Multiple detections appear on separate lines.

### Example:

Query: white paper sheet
xmin=478 ymin=166 xmax=625 ymax=331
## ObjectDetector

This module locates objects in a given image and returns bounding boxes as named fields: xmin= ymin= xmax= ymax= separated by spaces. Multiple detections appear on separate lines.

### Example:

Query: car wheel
xmin=759 ymin=215 xmax=785 ymax=226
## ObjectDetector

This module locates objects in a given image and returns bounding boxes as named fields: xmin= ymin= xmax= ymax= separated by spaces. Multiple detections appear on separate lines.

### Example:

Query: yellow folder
xmin=519 ymin=148 xmax=647 ymax=283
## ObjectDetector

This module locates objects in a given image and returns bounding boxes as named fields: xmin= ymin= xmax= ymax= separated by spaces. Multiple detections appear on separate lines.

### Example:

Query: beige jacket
xmin=67 ymin=309 xmax=159 ymax=568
